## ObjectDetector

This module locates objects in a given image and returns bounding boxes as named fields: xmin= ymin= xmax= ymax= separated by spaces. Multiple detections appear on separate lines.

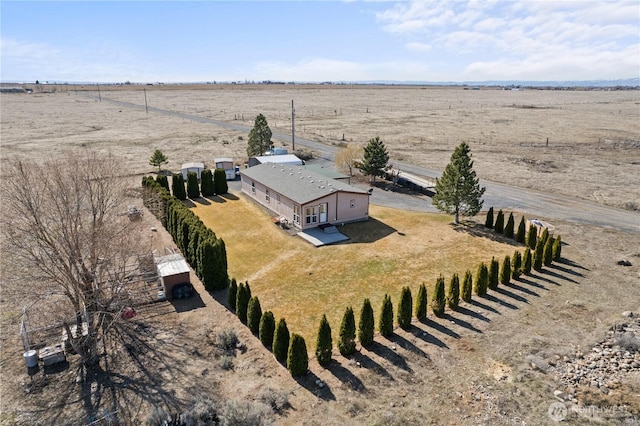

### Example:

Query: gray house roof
xmin=241 ymin=163 xmax=369 ymax=205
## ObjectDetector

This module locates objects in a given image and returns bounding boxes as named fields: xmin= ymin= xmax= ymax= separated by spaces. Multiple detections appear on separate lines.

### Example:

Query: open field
xmin=1 ymin=85 xmax=640 ymax=424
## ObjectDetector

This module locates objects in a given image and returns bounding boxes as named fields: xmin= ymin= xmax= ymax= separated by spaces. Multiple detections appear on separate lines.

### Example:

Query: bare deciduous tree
xmin=1 ymin=153 xmax=145 ymax=366
xmin=334 ymin=144 xmax=362 ymax=177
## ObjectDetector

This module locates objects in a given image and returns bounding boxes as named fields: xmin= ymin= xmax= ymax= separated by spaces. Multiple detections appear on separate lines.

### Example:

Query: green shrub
xmin=512 ymin=251 xmax=522 ymax=280
xmin=200 ymin=168 xmax=214 ymax=196
xmin=488 ymin=257 xmax=499 ymax=290
xmin=171 ymin=173 xmax=186 ymax=200
xmin=338 ymin=306 xmax=356 ymax=356
xmin=379 ymin=294 xmax=394 ymax=337
xmin=273 ymin=318 xmax=290 ymax=363
xmin=358 ymin=298 xmax=375 ymax=347
xmin=552 ymin=235 xmax=562 ymax=261
xmin=187 ymin=171 xmax=200 ymax=199
xmin=397 ymin=286 xmax=413 ymax=330
xmin=526 ymin=224 xmax=537 ymax=250
xmin=431 ymin=275 xmax=446 ymax=317
xmin=485 ymin=207 xmax=494 ymax=228
xmin=474 ymin=263 xmax=488 ymax=296
xmin=228 ymin=278 xmax=237 ymax=311
xmin=259 ymin=311 xmax=275 ymax=348
xmin=461 ymin=270 xmax=473 ymax=302
xmin=522 ymin=248 xmax=532 ymax=275
xmin=215 ymin=328 xmax=239 ymax=353
xmin=446 ymin=274 xmax=460 ymax=310
xmin=543 ymin=236 xmax=554 ymax=266
xmin=516 ymin=216 xmax=526 ymax=243
xmin=247 ymin=296 xmax=262 ymax=334
xmin=236 ymin=282 xmax=250 ymax=324
xmin=533 ymin=238 xmax=544 ymax=271
xmin=415 ymin=283 xmax=428 ymax=322
xmin=214 ymin=168 xmax=228 ymax=195
xmin=287 ymin=334 xmax=308 ymax=377
xmin=494 ymin=210 xmax=505 ymax=234
xmin=539 ymin=228 xmax=549 ymax=248
xmin=315 ymin=314 xmax=332 ymax=367
xmin=500 ymin=256 xmax=511 ymax=285
xmin=218 ymin=399 xmax=273 ymax=425
xmin=504 ymin=213 xmax=515 ymax=238
xmin=156 ymin=174 xmax=169 ymax=191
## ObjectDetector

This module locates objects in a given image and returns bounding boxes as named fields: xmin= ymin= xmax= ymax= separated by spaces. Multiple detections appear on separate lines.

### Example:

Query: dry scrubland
xmin=1 ymin=86 xmax=639 ymax=425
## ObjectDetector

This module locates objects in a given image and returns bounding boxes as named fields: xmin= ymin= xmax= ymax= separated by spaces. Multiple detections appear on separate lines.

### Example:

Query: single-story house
xmin=240 ymin=163 xmax=370 ymax=230
xmin=303 ymin=164 xmax=352 ymax=185
xmin=155 ymin=253 xmax=190 ymax=300
xmin=248 ymin=154 xmax=303 ymax=168
xmin=181 ymin=162 xmax=205 ymax=180
xmin=214 ymin=158 xmax=236 ymax=180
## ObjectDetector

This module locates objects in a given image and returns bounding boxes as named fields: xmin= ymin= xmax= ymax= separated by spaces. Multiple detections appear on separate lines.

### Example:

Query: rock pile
xmin=550 ymin=315 xmax=640 ymax=399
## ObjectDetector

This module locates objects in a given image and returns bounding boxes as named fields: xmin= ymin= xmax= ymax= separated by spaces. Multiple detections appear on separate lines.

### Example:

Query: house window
xmin=276 ymin=194 xmax=280 ymax=204
xmin=265 ymin=190 xmax=270 ymax=203
xmin=251 ymin=182 xmax=256 ymax=194
xmin=293 ymin=205 xmax=300 ymax=224
xmin=305 ymin=206 xmax=318 ymax=224
xmin=350 ymin=199 xmax=355 ymax=208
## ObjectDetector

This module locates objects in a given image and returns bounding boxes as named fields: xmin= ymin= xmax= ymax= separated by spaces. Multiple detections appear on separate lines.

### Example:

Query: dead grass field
xmin=1 ymin=85 xmax=640 ymax=425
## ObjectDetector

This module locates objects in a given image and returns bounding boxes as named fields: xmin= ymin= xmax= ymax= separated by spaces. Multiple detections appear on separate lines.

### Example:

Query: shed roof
xmin=181 ymin=162 xmax=205 ymax=170
xmin=253 ymin=154 xmax=303 ymax=165
xmin=156 ymin=253 xmax=190 ymax=277
xmin=214 ymin=158 xmax=233 ymax=163
xmin=241 ymin=163 xmax=369 ymax=205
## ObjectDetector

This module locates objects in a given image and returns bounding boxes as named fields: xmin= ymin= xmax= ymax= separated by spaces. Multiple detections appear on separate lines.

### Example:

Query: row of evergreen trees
xmin=142 ymin=176 xmax=229 ymax=290
xmin=228 ymin=279 xmax=309 ymax=377
xmin=155 ymin=169 xmax=229 ymax=201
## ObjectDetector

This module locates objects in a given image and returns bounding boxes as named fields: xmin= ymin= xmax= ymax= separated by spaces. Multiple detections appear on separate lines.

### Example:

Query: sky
xmin=1 ymin=1 xmax=639 ymax=83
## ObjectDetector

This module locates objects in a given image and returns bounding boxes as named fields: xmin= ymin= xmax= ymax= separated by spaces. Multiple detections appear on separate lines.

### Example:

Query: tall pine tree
xmin=358 ymin=136 xmax=389 ymax=183
xmin=432 ymin=142 xmax=485 ymax=224
xmin=247 ymin=114 xmax=273 ymax=156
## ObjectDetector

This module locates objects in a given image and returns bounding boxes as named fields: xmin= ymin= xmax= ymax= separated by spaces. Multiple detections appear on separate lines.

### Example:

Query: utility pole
xmin=144 ymin=88 xmax=148 ymax=113
xmin=97 ymin=84 xmax=101 ymax=102
xmin=291 ymin=100 xmax=295 ymax=151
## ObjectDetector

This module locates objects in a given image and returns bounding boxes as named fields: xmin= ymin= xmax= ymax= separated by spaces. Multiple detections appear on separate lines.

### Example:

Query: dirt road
xmin=93 ymin=94 xmax=640 ymax=234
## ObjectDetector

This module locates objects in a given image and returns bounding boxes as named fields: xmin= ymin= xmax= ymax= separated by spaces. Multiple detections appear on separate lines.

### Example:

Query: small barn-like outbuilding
xmin=248 ymin=154 xmax=303 ymax=168
xmin=181 ymin=162 xmax=205 ymax=180
xmin=214 ymin=158 xmax=236 ymax=180
xmin=155 ymin=253 xmax=190 ymax=300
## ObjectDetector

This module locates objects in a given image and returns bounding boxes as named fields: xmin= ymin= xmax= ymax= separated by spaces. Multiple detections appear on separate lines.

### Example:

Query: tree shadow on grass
xmin=369 ymin=340 xmax=412 ymax=372
xmin=192 ymin=197 xmax=211 ymax=206
xmin=294 ymin=370 xmax=336 ymax=401
xmin=219 ymin=193 xmax=239 ymax=201
xmin=518 ymin=276 xmax=549 ymax=291
xmin=542 ymin=267 xmax=579 ymax=284
xmin=170 ymin=291 xmax=206 ymax=313
xmin=181 ymin=199 xmax=196 ymax=208
xmin=506 ymin=281 xmax=540 ymax=297
xmin=560 ymin=258 xmax=589 ymax=271
xmin=354 ymin=350 xmax=394 ymax=380
xmin=443 ymin=313 xmax=483 ymax=333
xmin=452 ymin=222 xmax=521 ymax=247
xmin=527 ymin=271 xmax=560 ymax=286
xmin=388 ymin=330 xmax=430 ymax=359
xmin=339 ymin=217 xmax=397 ymax=244
xmin=455 ymin=305 xmax=490 ymax=323
xmin=485 ymin=293 xmax=520 ymax=310
xmin=422 ymin=317 xmax=461 ymax=339
xmin=204 ymin=195 xmax=227 ymax=204
xmin=326 ymin=359 xmax=366 ymax=393
xmin=549 ymin=262 xmax=585 ymax=278
xmin=494 ymin=286 xmax=529 ymax=304
xmin=468 ymin=298 xmax=501 ymax=314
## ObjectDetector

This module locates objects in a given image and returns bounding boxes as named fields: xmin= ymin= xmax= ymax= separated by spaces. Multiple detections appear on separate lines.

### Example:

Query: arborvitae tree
xmin=259 ymin=311 xmax=276 ymax=348
xmin=186 ymin=171 xmax=200 ymax=199
xmin=358 ymin=298 xmax=375 ymax=347
xmin=552 ymin=235 xmax=562 ymax=261
xmin=228 ymin=278 xmax=237 ymax=311
xmin=516 ymin=216 xmax=526 ymax=243
xmin=338 ymin=306 xmax=356 ymax=356
xmin=485 ymin=207 xmax=494 ymax=228
xmin=533 ymin=238 xmax=545 ymax=271
xmin=156 ymin=174 xmax=169 ymax=192
xmin=461 ymin=270 xmax=473 ymax=302
xmin=494 ymin=210 xmax=505 ymax=234
xmin=397 ymin=286 xmax=413 ymax=330
xmin=415 ymin=283 xmax=428 ymax=322
xmin=504 ymin=213 xmax=515 ymax=238
xmin=197 ymin=237 xmax=229 ymax=291
xmin=522 ymin=248 xmax=533 ymax=275
xmin=213 ymin=168 xmax=228 ymax=195
xmin=500 ymin=256 xmax=511 ymax=285
xmin=236 ymin=282 xmax=250 ymax=324
xmin=431 ymin=275 xmax=446 ymax=317
xmin=446 ymin=274 xmax=460 ymax=310
xmin=200 ymin=169 xmax=214 ymax=196
xmin=526 ymin=224 xmax=538 ymax=250
xmin=247 ymin=113 xmax=273 ymax=157
xmin=539 ymin=228 xmax=550 ymax=248
xmin=432 ymin=141 xmax=486 ymax=224
xmin=474 ymin=263 xmax=489 ymax=296
xmin=358 ymin=136 xmax=389 ymax=183
xmin=272 ymin=318 xmax=290 ymax=363
xmin=512 ymin=251 xmax=522 ymax=280
xmin=315 ymin=314 xmax=332 ymax=367
xmin=379 ymin=294 xmax=394 ymax=337
xmin=287 ymin=334 xmax=308 ymax=377
xmin=149 ymin=149 xmax=168 ymax=171
xmin=543 ymin=236 xmax=554 ymax=266
xmin=488 ymin=257 xmax=500 ymax=290
xmin=247 ymin=296 xmax=262 ymax=334
xmin=172 ymin=173 xmax=186 ymax=200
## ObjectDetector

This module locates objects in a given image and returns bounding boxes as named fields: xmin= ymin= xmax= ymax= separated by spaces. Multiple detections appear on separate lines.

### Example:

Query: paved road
xmin=95 ymin=95 xmax=639 ymax=234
